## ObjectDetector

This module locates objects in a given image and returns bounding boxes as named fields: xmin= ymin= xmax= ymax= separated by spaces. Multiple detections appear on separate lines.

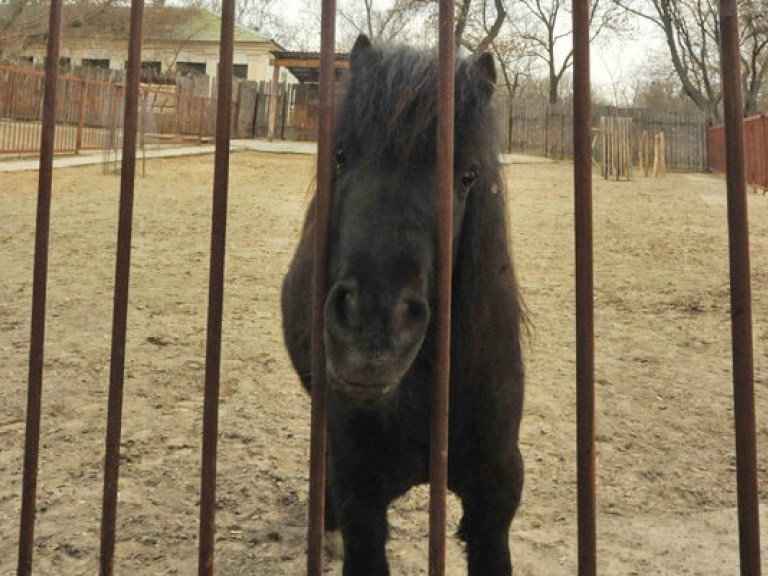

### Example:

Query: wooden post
xmin=198 ymin=97 xmax=206 ymax=138
xmin=639 ymin=130 xmax=649 ymax=177
xmin=653 ymin=132 xmax=667 ymax=178
xmin=267 ymin=64 xmax=280 ymax=141
xmin=75 ymin=79 xmax=87 ymax=153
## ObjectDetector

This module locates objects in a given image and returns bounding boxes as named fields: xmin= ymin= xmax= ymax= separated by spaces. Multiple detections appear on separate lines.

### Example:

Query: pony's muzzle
xmin=324 ymin=278 xmax=429 ymax=406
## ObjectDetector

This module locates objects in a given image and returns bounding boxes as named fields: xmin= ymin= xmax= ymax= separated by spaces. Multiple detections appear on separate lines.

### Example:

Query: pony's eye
xmin=333 ymin=146 xmax=346 ymax=168
xmin=460 ymin=168 xmax=478 ymax=190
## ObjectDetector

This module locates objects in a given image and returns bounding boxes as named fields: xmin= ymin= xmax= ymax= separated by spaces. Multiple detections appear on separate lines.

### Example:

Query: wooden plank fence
xmin=0 ymin=62 xmax=710 ymax=173
xmin=496 ymin=97 xmax=708 ymax=171
xmin=0 ymin=64 xmax=220 ymax=155
xmin=709 ymin=113 xmax=768 ymax=191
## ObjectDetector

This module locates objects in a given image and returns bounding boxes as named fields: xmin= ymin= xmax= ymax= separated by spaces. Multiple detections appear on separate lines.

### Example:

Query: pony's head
xmin=325 ymin=35 xmax=501 ymax=408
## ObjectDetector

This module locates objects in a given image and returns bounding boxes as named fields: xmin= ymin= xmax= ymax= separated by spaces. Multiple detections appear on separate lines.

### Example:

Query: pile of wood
xmin=596 ymin=117 xmax=668 ymax=181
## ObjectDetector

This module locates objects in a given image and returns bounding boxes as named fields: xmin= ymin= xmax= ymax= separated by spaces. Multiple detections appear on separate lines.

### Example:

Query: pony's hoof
xmin=325 ymin=530 xmax=344 ymax=559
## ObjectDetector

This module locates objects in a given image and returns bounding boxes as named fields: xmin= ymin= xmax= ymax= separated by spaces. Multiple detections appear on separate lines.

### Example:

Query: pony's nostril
xmin=328 ymin=281 xmax=360 ymax=330
xmin=393 ymin=296 xmax=429 ymax=339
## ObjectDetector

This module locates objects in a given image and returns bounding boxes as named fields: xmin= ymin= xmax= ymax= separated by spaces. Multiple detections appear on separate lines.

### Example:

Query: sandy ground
xmin=1 ymin=151 xmax=767 ymax=575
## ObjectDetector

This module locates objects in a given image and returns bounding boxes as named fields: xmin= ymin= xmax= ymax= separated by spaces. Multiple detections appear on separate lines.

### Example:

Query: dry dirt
xmin=1 ymin=150 xmax=767 ymax=575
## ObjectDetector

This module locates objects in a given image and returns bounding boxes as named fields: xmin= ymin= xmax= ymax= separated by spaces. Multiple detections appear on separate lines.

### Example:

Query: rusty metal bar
xmin=197 ymin=0 xmax=235 ymax=573
xmin=718 ymin=2 xmax=763 ymax=574
xmin=428 ymin=0 xmax=455 ymax=575
xmin=98 ymin=1 xmax=144 ymax=574
xmin=572 ymin=1 xmax=596 ymax=575
xmin=16 ymin=0 xmax=62 ymax=573
xmin=306 ymin=0 xmax=336 ymax=573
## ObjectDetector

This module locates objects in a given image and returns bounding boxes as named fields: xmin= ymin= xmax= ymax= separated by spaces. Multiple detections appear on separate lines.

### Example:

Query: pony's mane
xmin=335 ymin=43 xmax=502 ymax=179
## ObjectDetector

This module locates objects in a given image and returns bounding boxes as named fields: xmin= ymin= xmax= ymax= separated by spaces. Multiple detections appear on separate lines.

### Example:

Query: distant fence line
xmin=0 ymin=63 xmax=220 ymax=155
xmin=0 ymin=63 xmax=709 ymax=172
xmin=708 ymin=113 xmax=768 ymax=191
xmin=496 ymin=97 xmax=709 ymax=171
xmin=0 ymin=64 xmax=318 ymax=155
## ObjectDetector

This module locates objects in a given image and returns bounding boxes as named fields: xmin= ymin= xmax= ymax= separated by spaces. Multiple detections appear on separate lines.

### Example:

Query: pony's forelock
xmin=335 ymin=43 xmax=500 ymax=176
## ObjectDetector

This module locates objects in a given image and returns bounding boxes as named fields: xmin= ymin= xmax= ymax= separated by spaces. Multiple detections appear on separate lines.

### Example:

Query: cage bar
xmin=717 ymin=1 xmax=763 ymax=574
xmin=197 ymin=0 xmax=236 ymax=574
xmin=16 ymin=0 xmax=63 ymax=573
xmin=572 ymin=1 xmax=596 ymax=575
xmin=306 ymin=0 xmax=337 ymax=573
xmin=98 ymin=1 xmax=145 ymax=574
xmin=428 ymin=0 xmax=455 ymax=574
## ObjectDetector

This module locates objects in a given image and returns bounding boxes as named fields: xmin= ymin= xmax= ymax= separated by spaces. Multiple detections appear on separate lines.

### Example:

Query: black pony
xmin=281 ymin=35 xmax=525 ymax=576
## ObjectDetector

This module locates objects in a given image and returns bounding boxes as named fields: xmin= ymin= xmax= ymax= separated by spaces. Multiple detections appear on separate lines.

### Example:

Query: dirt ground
xmin=1 ymin=150 xmax=767 ymax=575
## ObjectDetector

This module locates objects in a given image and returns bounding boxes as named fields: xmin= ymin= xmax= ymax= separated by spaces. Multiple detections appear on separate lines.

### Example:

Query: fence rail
xmin=709 ymin=113 xmax=768 ymax=191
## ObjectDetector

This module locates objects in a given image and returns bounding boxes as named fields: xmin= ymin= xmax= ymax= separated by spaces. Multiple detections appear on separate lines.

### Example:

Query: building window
xmin=82 ymin=58 xmax=110 ymax=69
xmin=20 ymin=56 xmax=34 ymax=67
xmin=141 ymin=61 xmax=162 ymax=82
xmin=177 ymin=61 xmax=206 ymax=76
xmin=59 ymin=57 xmax=72 ymax=69
xmin=233 ymin=64 xmax=248 ymax=79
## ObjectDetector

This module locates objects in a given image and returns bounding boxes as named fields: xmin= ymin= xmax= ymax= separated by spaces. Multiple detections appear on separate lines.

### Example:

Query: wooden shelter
xmin=267 ymin=50 xmax=349 ymax=140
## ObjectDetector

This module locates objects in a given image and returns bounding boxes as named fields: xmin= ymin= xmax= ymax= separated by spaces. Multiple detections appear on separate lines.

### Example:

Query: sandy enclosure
xmin=1 ymin=151 xmax=767 ymax=575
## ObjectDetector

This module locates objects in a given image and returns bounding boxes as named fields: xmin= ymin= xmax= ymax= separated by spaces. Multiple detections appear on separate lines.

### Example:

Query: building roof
xmin=0 ymin=5 xmax=279 ymax=47
xmin=143 ymin=8 xmax=272 ymax=44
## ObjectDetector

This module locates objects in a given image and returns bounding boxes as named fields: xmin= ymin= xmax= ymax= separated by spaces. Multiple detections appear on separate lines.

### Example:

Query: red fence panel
xmin=709 ymin=113 xmax=768 ymax=191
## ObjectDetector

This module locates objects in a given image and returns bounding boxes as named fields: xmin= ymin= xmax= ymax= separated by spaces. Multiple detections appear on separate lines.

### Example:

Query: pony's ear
xmin=473 ymin=51 xmax=496 ymax=102
xmin=351 ymin=34 xmax=372 ymax=67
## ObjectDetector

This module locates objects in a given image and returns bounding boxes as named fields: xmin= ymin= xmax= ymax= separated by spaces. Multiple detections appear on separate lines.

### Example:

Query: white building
xmin=5 ymin=5 xmax=283 ymax=83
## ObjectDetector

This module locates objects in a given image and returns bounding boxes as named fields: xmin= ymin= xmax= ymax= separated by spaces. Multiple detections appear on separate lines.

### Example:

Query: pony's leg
xmin=454 ymin=446 xmax=524 ymax=576
xmin=324 ymin=482 xmax=344 ymax=558
xmin=337 ymin=494 xmax=389 ymax=576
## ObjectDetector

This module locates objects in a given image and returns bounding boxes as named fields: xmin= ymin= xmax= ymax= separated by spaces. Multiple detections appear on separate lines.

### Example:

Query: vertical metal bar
xmin=718 ymin=2 xmax=762 ymax=574
xmin=197 ymin=0 xmax=235 ymax=573
xmin=98 ymin=1 xmax=144 ymax=574
xmin=16 ymin=0 xmax=62 ymax=573
xmin=306 ymin=0 xmax=336 ymax=573
xmin=572 ymin=0 xmax=596 ymax=575
xmin=429 ymin=1 xmax=454 ymax=575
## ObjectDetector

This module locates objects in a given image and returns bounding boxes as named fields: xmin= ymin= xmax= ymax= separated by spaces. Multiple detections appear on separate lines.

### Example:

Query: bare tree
xmin=613 ymin=0 xmax=768 ymax=119
xmin=454 ymin=0 xmax=508 ymax=53
xmin=334 ymin=0 xmax=511 ymax=54
xmin=336 ymin=0 xmax=429 ymax=46
xmin=514 ymin=0 xmax=626 ymax=104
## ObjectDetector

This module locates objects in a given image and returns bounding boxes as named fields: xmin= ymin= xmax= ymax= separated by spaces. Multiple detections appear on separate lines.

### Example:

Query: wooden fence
xmin=496 ymin=97 xmax=709 ymax=171
xmin=708 ymin=113 xmax=768 ymax=191
xmin=0 ymin=63 xmax=710 ymax=172
xmin=0 ymin=64 xmax=220 ymax=155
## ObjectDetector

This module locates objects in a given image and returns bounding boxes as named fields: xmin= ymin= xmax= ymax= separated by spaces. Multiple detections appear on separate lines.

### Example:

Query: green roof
xmin=149 ymin=8 xmax=271 ymax=44
xmin=0 ymin=5 xmax=277 ymax=46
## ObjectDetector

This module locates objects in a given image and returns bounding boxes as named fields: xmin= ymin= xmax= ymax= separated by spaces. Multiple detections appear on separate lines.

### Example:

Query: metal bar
xmin=717 ymin=2 xmax=762 ymax=574
xmin=17 ymin=0 xmax=62 ymax=573
xmin=428 ymin=1 xmax=455 ymax=575
xmin=197 ymin=0 xmax=235 ymax=573
xmin=98 ymin=1 xmax=144 ymax=574
xmin=572 ymin=0 xmax=596 ymax=574
xmin=306 ymin=0 xmax=336 ymax=573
